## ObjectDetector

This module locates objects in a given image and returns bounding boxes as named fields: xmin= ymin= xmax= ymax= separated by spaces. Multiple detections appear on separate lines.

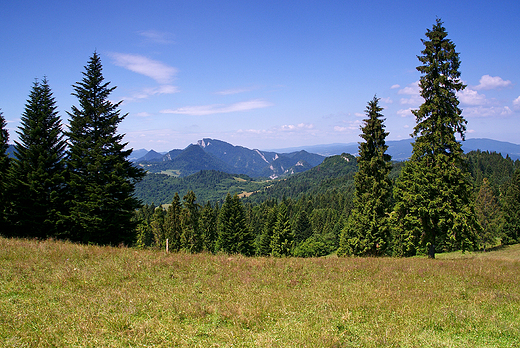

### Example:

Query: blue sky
xmin=1 ymin=1 xmax=519 ymax=152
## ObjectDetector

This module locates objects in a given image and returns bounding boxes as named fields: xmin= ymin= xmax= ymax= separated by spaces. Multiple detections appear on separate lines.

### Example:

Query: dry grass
xmin=1 ymin=237 xmax=519 ymax=347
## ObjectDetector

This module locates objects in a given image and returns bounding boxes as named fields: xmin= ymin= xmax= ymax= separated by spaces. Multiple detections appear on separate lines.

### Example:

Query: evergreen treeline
xmin=0 ymin=53 xmax=144 ymax=245
xmin=2 ymin=21 xmax=520 ymax=254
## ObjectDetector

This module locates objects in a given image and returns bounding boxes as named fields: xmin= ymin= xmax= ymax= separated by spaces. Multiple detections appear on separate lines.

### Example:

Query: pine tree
xmin=164 ymin=193 xmax=182 ymax=251
xmin=475 ymin=178 xmax=502 ymax=250
xmin=271 ymin=202 xmax=293 ymax=257
xmin=151 ymin=206 xmax=165 ymax=248
xmin=180 ymin=190 xmax=202 ymax=253
xmin=8 ymin=78 xmax=67 ymax=238
xmin=65 ymin=52 xmax=145 ymax=245
xmin=0 ymin=109 xmax=10 ymax=232
xmin=338 ymin=96 xmax=392 ymax=256
xmin=501 ymin=169 xmax=520 ymax=245
xmin=256 ymin=204 xmax=278 ymax=256
xmin=392 ymin=19 xmax=478 ymax=257
xmin=216 ymin=193 xmax=253 ymax=255
xmin=200 ymin=201 xmax=218 ymax=253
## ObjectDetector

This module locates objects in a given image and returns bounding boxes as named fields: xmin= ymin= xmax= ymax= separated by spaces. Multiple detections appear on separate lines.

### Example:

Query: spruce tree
xmin=256 ymin=204 xmax=277 ymax=256
xmin=8 ymin=78 xmax=67 ymax=238
xmin=338 ymin=96 xmax=392 ymax=256
xmin=65 ymin=52 xmax=145 ymax=245
xmin=271 ymin=202 xmax=293 ymax=257
xmin=216 ymin=193 xmax=253 ymax=255
xmin=501 ymin=169 xmax=520 ymax=245
xmin=475 ymin=178 xmax=501 ymax=250
xmin=0 ymin=110 xmax=10 ymax=232
xmin=200 ymin=201 xmax=218 ymax=253
xmin=164 ymin=193 xmax=182 ymax=251
xmin=392 ymin=19 xmax=478 ymax=257
xmin=180 ymin=190 xmax=202 ymax=253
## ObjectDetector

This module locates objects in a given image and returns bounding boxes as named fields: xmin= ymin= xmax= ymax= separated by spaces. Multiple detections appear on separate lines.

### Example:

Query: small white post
xmin=166 ymin=238 xmax=169 ymax=253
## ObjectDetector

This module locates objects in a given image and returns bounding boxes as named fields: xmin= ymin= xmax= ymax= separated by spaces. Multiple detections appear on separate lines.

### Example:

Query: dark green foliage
xmin=0 ymin=110 xmax=10 ymax=231
xmin=200 ymin=201 xmax=218 ymax=253
xmin=216 ymin=193 xmax=254 ymax=255
xmin=466 ymin=150 xmax=520 ymax=195
xmin=392 ymin=19 xmax=478 ymax=257
xmin=293 ymin=235 xmax=330 ymax=257
xmin=134 ymin=170 xmax=263 ymax=205
xmin=338 ymin=96 xmax=392 ymax=256
xmin=134 ymin=203 xmax=155 ymax=248
xmin=292 ymin=210 xmax=312 ymax=244
xmin=271 ymin=202 xmax=293 ymax=257
xmin=246 ymin=153 xmax=358 ymax=204
xmin=7 ymin=78 xmax=67 ymax=238
xmin=256 ymin=204 xmax=278 ymax=256
xmin=64 ymin=53 xmax=145 ymax=245
xmin=151 ymin=206 xmax=166 ymax=248
xmin=475 ymin=178 xmax=502 ymax=250
xmin=180 ymin=191 xmax=202 ymax=252
xmin=164 ymin=193 xmax=182 ymax=251
xmin=501 ymin=169 xmax=520 ymax=244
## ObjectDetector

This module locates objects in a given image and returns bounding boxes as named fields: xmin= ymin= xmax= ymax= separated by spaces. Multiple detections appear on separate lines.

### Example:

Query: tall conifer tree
xmin=216 ymin=193 xmax=254 ymax=255
xmin=338 ymin=96 xmax=392 ymax=256
xmin=271 ymin=202 xmax=293 ymax=257
xmin=65 ymin=52 xmax=145 ymax=245
xmin=392 ymin=19 xmax=478 ymax=257
xmin=501 ymin=169 xmax=520 ymax=245
xmin=8 ymin=78 xmax=66 ymax=238
xmin=0 ymin=110 xmax=10 ymax=232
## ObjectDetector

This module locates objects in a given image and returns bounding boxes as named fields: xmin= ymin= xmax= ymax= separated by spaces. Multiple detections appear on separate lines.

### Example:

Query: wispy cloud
xmin=138 ymin=30 xmax=175 ymax=45
xmin=122 ymin=85 xmax=180 ymax=103
xmin=397 ymin=108 xmax=417 ymax=118
xmin=214 ymin=86 xmax=257 ymax=95
xmin=333 ymin=120 xmax=361 ymax=132
xmin=390 ymin=84 xmax=400 ymax=89
xmin=463 ymin=106 xmax=513 ymax=118
xmin=161 ymin=99 xmax=273 ymax=116
xmin=238 ymin=123 xmax=314 ymax=135
xmin=398 ymin=81 xmax=423 ymax=105
xmin=513 ymin=96 xmax=520 ymax=109
xmin=457 ymin=88 xmax=487 ymax=106
xmin=110 ymin=53 xmax=178 ymax=84
xmin=474 ymin=75 xmax=513 ymax=90
xmin=134 ymin=112 xmax=153 ymax=117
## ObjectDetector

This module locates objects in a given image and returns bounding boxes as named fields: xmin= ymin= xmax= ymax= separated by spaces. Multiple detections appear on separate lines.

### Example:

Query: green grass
xmin=1 ymin=238 xmax=519 ymax=347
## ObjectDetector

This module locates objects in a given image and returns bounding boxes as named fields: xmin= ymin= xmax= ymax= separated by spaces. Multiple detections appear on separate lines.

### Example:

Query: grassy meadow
xmin=1 ymin=237 xmax=519 ymax=347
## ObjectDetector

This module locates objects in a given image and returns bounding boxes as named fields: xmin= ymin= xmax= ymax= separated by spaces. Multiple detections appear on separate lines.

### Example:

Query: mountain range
xmin=134 ymin=138 xmax=326 ymax=178
xmin=6 ymin=137 xmax=519 ymax=179
xmin=267 ymin=138 xmax=520 ymax=161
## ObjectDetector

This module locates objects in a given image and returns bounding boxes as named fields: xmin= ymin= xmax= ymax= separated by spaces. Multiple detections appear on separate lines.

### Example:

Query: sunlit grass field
xmin=1 ymin=237 xmax=519 ymax=347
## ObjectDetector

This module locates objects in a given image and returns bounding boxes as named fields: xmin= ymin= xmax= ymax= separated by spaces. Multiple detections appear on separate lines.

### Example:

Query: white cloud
xmin=334 ymin=120 xmax=361 ymax=132
xmin=463 ymin=106 xmax=513 ymax=118
xmin=513 ymin=96 xmax=520 ymax=109
xmin=398 ymin=81 xmax=423 ymax=105
xmin=110 ymin=53 xmax=178 ymax=84
xmin=138 ymin=30 xmax=175 ymax=44
xmin=397 ymin=108 xmax=417 ymax=118
xmin=122 ymin=85 xmax=180 ymax=102
xmin=380 ymin=97 xmax=393 ymax=104
xmin=391 ymin=84 xmax=400 ymax=89
xmin=280 ymin=123 xmax=314 ymax=131
xmin=474 ymin=75 xmax=513 ymax=90
xmin=214 ymin=87 xmax=257 ymax=95
xmin=457 ymin=88 xmax=487 ymax=106
xmin=161 ymin=99 xmax=273 ymax=116
xmin=134 ymin=112 xmax=152 ymax=117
